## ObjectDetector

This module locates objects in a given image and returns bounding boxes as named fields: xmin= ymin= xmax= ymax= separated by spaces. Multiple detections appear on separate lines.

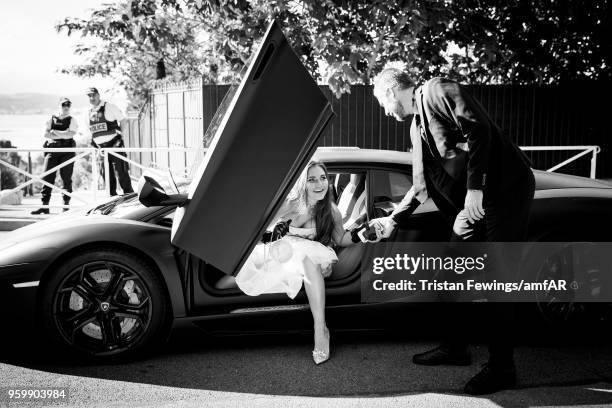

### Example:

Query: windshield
xmin=185 ymin=85 xmax=239 ymax=185
xmin=87 ymin=194 xmax=143 ymax=217
xmin=187 ymin=38 xmax=263 ymax=182
xmin=87 ymin=40 xmax=265 ymax=217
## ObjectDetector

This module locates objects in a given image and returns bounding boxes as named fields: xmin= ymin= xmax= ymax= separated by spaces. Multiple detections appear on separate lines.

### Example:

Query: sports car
xmin=2 ymin=145 xmax=611 ymax=359
xmin=1 ymin=21 xmax=611 ymax=361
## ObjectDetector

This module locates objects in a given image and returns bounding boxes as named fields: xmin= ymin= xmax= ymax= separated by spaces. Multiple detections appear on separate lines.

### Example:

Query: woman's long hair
xmin=287 ymin=160 xmax=335 ymax=246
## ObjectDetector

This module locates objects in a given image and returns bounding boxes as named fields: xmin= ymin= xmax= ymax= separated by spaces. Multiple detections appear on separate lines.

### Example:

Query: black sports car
xmin=2 ymin=145 xmax=611 ymax=359
xmin=1 ymin=22 xmax=611 ymax=361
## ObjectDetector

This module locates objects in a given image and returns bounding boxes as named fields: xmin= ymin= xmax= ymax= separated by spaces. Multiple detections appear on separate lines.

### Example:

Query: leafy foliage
xmin=56 ymin=0 xmax=205 ymax=107
xmin=58 ymin=0 xmax=610 ymax=104
xmin=0 ymin=140 xmax=23 ymax=190
xmin=443 ymin=0 xmax=610 ymax=84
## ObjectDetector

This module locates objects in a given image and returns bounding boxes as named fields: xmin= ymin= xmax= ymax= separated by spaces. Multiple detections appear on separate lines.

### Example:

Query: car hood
xmin=170 ymin=20 xmax=334 ymax=274
xmin=1 ymin=212 xmax=124 ymax=245
xmin=534 ymin=170 xmax=612 ymax=190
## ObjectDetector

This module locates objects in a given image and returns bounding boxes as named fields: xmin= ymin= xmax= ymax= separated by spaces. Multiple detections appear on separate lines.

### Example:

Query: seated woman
xmin=216 ymin=160 xmax=359 ymax=365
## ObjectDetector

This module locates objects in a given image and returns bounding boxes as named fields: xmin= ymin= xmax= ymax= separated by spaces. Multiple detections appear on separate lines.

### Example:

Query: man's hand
xmin=368 ymin=216 xmax=397 ymax=241
xmin=464 ymin=189 xmax=485 ymax=223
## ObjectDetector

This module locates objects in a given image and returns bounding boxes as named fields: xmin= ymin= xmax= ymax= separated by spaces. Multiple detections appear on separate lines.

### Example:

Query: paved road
xmin=2 ymin=208 xmax=612 ymax=407
xmin=1 ymin=327 xmax=611 ymax=408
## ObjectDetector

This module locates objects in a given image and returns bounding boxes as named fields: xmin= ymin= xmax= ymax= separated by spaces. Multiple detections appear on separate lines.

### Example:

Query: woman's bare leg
xmin=302 ymin=257 xmax=330 ymax=358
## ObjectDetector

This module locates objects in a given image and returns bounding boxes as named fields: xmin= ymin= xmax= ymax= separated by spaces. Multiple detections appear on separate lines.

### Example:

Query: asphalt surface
xmin=1 ymin=228 xmax=612 ymax=407
xmin=1 ymin=326 xmax=611 ymax=408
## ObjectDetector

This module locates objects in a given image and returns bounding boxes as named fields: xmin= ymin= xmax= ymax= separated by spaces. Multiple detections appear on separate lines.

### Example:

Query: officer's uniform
xmin=89 ymin=100 xmax=134 ymax=196
xmin=32 ymin=103 xmax=78 ymax=214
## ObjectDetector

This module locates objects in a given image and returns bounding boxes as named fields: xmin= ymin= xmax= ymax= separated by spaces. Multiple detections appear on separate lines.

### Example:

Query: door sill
xmin=230 ymin=304 xmax=310 ymax=314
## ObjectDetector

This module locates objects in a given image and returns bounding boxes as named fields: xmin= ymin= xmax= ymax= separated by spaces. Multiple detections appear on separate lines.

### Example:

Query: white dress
xmin=235 ymin=225 xmax=338 ymax=299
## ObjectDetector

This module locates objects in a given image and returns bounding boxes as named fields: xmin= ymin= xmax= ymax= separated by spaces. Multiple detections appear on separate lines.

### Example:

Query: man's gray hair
xmin=373 ymin=68 xmax=415 ymax=94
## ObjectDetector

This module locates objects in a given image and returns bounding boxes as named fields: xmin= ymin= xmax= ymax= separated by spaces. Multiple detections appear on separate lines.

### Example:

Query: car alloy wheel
xmin=40 ymin=248 xmax=170 ymax=360
xmin=52 ymin=260 xmax=152 ymax=355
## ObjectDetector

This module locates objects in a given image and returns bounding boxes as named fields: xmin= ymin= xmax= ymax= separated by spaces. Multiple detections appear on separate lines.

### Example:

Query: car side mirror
xmin=137 ymin=175 xmax=188 ymax=207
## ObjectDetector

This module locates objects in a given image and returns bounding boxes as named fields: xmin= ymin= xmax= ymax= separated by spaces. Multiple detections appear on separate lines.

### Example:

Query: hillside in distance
xmin=0 ymin=93 xmax=90 ymax=114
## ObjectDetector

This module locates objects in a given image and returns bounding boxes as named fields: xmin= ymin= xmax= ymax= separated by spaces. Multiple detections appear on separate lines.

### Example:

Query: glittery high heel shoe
xmin=312 ymin=327 xmax=330 ymax=365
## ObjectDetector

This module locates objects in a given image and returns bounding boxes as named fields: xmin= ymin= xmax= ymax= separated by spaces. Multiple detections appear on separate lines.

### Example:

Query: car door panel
xmin=171 ymin=21 xmax=334 ymax=275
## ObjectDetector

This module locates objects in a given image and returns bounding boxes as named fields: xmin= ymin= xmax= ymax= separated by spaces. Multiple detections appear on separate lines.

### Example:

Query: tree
xmin=177 ymin=0 xmax=611 ymax=93
xmin=177 ymin=0 xmax=454 ymax=96
xmin=0 ymin=140 xmax=24 ymax=190
xmin=59 ymin=0 xmax=610 ymax=104
xmin=443 ymin=0 xmax=611 ymax=84
xmin=56 ymin=0 xmax=206 ymax=107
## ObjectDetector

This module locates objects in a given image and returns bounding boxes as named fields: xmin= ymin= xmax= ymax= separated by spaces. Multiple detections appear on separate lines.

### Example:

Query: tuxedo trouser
xmin=444 ymin=171 xmax=536 ymax=368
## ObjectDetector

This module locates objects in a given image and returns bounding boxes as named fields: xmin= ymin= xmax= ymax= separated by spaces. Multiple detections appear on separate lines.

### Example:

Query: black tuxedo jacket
xmin=391 ymin=77 xmax=533 ymax=224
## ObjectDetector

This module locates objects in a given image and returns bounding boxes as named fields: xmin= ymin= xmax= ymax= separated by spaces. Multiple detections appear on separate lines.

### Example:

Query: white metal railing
xmin=519 ymin=145 xmax=600 ymax=179
xmin=0 ymin=145 xmax=601 ymax=211
xmin=99 ymin=147 xmax=199 ymax=196
xmin=0 ymin=147 xmax=200 ymax=210
xmin=0 ymin=147 xmax=98 ymax=208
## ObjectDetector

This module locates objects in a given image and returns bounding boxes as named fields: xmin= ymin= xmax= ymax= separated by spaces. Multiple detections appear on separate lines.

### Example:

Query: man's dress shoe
xmin=464 ymin=363 xmax=517 ymax=395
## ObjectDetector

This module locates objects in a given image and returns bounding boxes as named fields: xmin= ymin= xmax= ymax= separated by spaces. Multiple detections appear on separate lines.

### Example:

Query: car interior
xmin=153 ymin=164 xmax=454 ymax=306
xmin=190 ymin=166 xmax=422 ymax=294
xmin=148 ymin=163 xmax=460 ymax=321
xmin=203 ymin=170 xmax=371 ymax=292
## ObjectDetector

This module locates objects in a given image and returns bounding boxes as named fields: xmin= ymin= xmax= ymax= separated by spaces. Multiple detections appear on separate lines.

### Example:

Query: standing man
xmin=87 ymin=87 xmax=134 ymax=196
xmin=31 ymin=97 xmax=77 ymax=214
xmin=370 ymin=68 xmax=535 ymax=395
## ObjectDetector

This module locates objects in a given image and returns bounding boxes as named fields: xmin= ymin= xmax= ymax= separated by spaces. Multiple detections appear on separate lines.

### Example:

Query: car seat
xmin=336 ymin=173 xmax=366 ymax=229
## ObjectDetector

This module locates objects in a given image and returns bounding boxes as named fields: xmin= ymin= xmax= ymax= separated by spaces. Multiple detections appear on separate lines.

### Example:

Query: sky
xmin=0 ymin=0 xmax=121 ymax=100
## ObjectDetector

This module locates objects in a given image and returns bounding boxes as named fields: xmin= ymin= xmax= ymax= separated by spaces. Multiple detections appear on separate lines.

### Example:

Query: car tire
xmin=522 ymin=240 xmax=612 ymax=327
xmin=39 ymin=247 xmax=170 ymax=362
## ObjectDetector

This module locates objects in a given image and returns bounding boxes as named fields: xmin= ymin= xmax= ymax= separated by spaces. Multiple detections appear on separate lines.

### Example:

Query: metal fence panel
xmin=167 ymin=91 xmax=185 ymax=173
xmin=182 ymin=88 xmax=201 ymax=173
xmin=127 ymin=81 xmax=611 ymax=179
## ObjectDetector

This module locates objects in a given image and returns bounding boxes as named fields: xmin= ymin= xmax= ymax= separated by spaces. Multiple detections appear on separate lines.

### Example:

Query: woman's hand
xmin=321 ymin=264 xmax=333 ymax=278
xmin=261 ymin=219 xmax=292 ymax=243
xmin=272 ymin=219 xmax=292 ymax=239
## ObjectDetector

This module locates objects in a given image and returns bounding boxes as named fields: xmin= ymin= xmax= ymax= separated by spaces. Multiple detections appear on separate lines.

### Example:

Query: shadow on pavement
xmin=1 ymin=323 xmax=611 ymax=407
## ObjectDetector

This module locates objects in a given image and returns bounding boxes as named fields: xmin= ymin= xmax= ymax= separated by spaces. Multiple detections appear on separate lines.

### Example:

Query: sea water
xmin=0 ymin=114 xmax=50 ymax=149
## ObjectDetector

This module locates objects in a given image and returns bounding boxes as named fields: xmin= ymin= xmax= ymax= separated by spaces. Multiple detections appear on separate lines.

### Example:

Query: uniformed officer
xmin=87 ymin=87 xmax=134 ymax=196
xmin=31 ymin=97 xmax=78 ymax=214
